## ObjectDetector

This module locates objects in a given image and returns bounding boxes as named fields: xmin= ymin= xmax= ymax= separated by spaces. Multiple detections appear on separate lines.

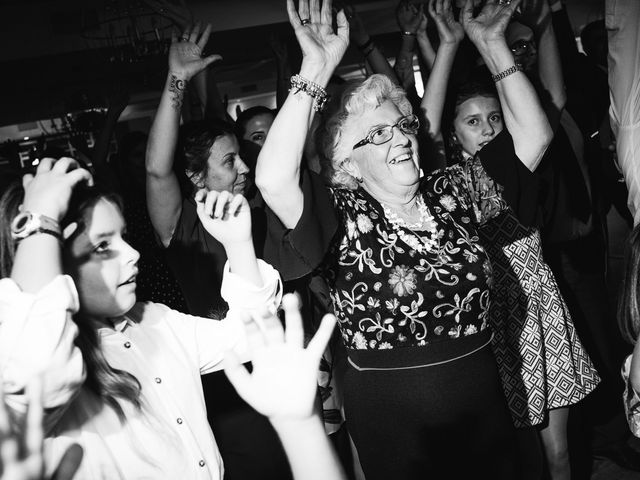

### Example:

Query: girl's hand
xmin=224 ymin=294 xmax=337 ymax=422
xmin=195 ymin=189 xmax=252 ymax=246
xmin=168 ymin=23 xmax=222 ymax=81
xmin=428 ymin=0 xmax=465 ymax=45
xmin=461 ymin=0 xmax=521 ymax=48
xmin=21 ymin=158 xmax=93 ymax=223
xmin=416 ymin=11 xmax=429 ymax=40
xmin=286 ymin=0 xmax=349 ymax=72
xmin=396 ymin=0 xmax=423 ymax=34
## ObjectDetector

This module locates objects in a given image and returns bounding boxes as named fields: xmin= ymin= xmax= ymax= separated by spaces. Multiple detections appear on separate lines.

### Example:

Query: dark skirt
xmin=343 ymin=330 xmax=519 ymax=480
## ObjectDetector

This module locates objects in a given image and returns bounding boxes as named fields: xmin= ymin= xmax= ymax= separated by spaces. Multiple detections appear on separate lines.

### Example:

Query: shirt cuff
xmin=220 ymin=259 xmax=282 ymax=311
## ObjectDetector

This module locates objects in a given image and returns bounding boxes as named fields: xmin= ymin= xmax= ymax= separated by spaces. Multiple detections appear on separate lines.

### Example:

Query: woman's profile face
xmin=65 ymin=199 xmax=140 ymax=321
xmin=203 ymin=134 xmax=250 ymax=194
xmin=453 ymin=96 xmax=503 ymax=158
xmin=242 ymin=113 xmax=275 ymax=148
xmin=347 ymin=100 xmax=420 ymax=191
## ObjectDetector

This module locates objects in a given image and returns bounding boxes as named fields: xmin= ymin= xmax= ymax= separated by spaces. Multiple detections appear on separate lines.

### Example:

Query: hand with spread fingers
xmin=169 ymin=23 xmax=222 ymax=81
xmin=224 ymin=294 xmax=337 ymax=422
xmin=429 ymin=0 xmax=465 ymax=45
xmin=194 ymin=190 xmax=252 ymax=247
xmin=21 ymin=158 xmax=93 ymax=223
xmin=461 ymin=0 xmax=522 ymax=47
xmin=286 ymin=0 xmax=349 ymax=73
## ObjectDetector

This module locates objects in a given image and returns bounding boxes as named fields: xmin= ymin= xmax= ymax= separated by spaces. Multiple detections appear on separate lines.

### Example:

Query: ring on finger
xmin=300 ymin=18 xmax=311 ymax=26
xmin=180 ymin=36 xmax=189 ymax=41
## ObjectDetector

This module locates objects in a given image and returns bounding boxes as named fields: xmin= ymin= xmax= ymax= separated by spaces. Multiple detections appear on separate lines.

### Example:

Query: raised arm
xmin=516 ymin=0 xmax=566 ymax=127
xmin=421 ymin=0 xmax=464 ymax=139
xmin=461 ymin=0 xmax=552 ymax=171
xmin=145 ymin=24 xmax=221 ymax=247
xmin=416 ymin=12 xmax=436 ymax=72
xmin=255 ymin=0 xmax=349 ymax=228
xmin=394 ymin=1 xmax=423 ymax=91
xmin=224 ymin=294 xmax=345 ymax=480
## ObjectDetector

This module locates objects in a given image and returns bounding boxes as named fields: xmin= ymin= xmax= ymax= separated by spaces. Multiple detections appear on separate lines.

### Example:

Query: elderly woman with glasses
xmin=257 ymin=0 xmax=552 ymax=478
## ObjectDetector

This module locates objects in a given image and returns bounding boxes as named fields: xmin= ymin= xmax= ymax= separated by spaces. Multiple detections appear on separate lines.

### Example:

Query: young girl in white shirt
xmin=0 ymin=157 xmax=282 ymax=479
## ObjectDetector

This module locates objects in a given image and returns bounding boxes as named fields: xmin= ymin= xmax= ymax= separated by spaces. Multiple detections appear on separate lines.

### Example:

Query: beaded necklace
xmin=381 ymin=194 xmax=442 ymax=254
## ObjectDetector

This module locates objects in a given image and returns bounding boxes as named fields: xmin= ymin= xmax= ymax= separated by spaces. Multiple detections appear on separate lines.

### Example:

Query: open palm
xmin=429 ymin=0 xmax=464 ymax=44
xmin=286 ymin=0 xmax=349 ymax=71
xmin=461 ymin=0 xmax=521 ymax=45
xmin=224 ymin=295 xmax=336 ymax=422
xmin=168 ymin=24 xmax=221 ymax=79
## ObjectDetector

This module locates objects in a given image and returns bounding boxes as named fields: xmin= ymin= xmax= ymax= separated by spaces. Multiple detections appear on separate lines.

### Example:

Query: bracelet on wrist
xmin=491 ymin=63 xmax=523 ymax=83
xmin=289 ymin=74 xmax=329 ymax=112
xmin=402 ymin=31 xmax=416 ymax=36
xmin=11 ymin=211 xmax=62 ymax=244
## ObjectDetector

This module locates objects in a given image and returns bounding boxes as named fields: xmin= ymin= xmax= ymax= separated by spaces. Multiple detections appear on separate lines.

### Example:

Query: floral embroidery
xmin=388 ymin=265 xmax=418 ymax=297
xmin=323 ymin=158 xmax=505 ymax=350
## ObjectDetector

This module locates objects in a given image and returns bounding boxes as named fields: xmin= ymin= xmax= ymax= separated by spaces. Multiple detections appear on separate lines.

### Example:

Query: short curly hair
xmin=317 ymin=74 xmax=413 ymax=190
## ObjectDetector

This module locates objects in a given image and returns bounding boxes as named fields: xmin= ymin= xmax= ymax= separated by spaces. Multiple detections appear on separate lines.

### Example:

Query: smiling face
xmin=201 ymin=134 xmax=250 ymax=194
xmin=453 ymin=95 xmax=504 ymax=158
xmin=65 ymin=198 xmax=140 ymax=321
xmin=345 ymin=100 xmax=420 ymax=195
xmin=242 ymin=112 xmax=275 ymax=148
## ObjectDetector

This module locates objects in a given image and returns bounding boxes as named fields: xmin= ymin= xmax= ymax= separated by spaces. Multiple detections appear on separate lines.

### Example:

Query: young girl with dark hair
xmin=0 ymin=157 xmax=281 ymax=479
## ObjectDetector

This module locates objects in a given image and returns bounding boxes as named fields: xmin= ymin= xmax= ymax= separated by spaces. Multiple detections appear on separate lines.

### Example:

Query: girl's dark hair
xmin=618 ymin=225 xmax=640 ymax=344
xmin=443 ymin=80 xmax=500 ymax=165
xmin=0 ymin=183 xmax=142 ymax=420
xmin=176 ymin=119 xmax=237 ymax=179
xmin=235 ymin=106 xmax=275 ymax=139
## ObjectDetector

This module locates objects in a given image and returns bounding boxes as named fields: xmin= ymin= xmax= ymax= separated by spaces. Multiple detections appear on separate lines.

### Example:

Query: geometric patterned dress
xmin=453 ymin=158 xmax=601 ymax=427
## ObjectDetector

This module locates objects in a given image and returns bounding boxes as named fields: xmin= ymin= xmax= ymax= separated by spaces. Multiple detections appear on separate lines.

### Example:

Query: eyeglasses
xmin=352 ymin=115 xmax=420 ymax=150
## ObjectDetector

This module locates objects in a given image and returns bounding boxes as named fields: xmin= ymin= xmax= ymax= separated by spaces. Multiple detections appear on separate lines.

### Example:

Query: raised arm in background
xmin=421 ymin=0 xmax=464 ymax=140
xmin=345 ymin=4 xmax=398 ymax=85
xmin=145 ymin=24 xmax=221 ymax=247
xmin=516 ymin=0 xmax=566 ymax=128
xmin=394 ymin=1 xmax=423 ymax=91
xmin=255 ymin=0 xmax=349 ymax=228
xmin=224 ymin=294 xmax=345 ymax=480
xmin=461 ymin=0 xmax=552 ymax=170
xmin=607 ymin=0 xmax=640 ymax=225
xmin=416 ymin=12 xmax=436 ymax=72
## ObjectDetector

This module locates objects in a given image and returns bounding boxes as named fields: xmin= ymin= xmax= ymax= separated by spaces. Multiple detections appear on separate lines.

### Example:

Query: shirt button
xmin=124 ymin=341 xmax=131 ymax=349
xmin=155 ymin=377 xmax=162 ymax=384
xmin=198 ymin=460 xmax=205 ymax=467
xmin=176 ymin=418 xmax=183 ymax=424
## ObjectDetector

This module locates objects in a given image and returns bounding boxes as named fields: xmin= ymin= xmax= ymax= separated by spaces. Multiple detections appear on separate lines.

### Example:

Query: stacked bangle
xmin=491 ymin=63 xmax=523 ymax=83
xmin=290 ymin=74 xmax=329 ymax=112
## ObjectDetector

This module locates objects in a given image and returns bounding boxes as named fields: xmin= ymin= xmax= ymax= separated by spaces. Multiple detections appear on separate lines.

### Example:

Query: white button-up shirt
xmin=0 ymin=261 xmax=281 ymax=480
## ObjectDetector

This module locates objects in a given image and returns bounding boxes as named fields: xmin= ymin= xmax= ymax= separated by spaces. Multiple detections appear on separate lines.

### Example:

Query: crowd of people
xmin=0 ymin=0 xmax=639 ymax=478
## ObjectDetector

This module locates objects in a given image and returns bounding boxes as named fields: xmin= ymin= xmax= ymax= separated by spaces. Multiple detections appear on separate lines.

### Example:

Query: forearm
xmin=360 ymin=41 xmax=399 ymax=84
xmin=271 ymin=416 xmax=347 ymax=480
xmin=146 ymin=73 xmax=185 ymax=178
xmin=394 ymin=35 xmax=417 ymax=88
xmin=477 ymin=40 xmax=552 ymax=170
xmin=224 ymin=240 xmax=262 ymax=288
xmin=535 ymin=20 xmax=566 ymax=115
xmin=417 ymin=35 xmax=436 ymax=71
xmin=422 ymin=42 xmax=459 ymax=137
xmin=11 ymin=235 xmax=63 ymax=294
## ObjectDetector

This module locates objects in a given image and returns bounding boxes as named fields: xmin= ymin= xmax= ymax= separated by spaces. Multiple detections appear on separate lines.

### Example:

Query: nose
xmin=236 ymin=156 xmax=250 ymax=175
xmin=125 ymin=241 xmax=140 ymax=266
xmin=392 ymin=125 xmax=411 ymax=146
xmin=481 ymin=121 xmax=495 ymax=137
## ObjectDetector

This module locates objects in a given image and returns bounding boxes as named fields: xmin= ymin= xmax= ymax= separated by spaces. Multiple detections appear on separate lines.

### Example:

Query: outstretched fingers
xmin=282 ymin=294 xmax=305 ymax=348
xmin=307 ymin=313 xmax=337 ymax=359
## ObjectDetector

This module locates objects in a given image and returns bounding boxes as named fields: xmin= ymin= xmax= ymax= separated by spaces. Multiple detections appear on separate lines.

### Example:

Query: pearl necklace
xmin=382 ymin=195 xmax=442 ymax=254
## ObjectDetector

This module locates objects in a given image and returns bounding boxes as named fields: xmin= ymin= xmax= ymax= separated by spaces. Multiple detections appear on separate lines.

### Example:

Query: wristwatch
xmin=11 ymin=211 xmax=62 ymax=242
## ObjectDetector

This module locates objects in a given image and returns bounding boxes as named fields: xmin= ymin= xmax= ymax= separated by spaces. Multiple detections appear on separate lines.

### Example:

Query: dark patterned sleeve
xmin=262 ymin=169 xmax=339 ymax=281
xmin=445 ymin=130 xmax=541 ymax=227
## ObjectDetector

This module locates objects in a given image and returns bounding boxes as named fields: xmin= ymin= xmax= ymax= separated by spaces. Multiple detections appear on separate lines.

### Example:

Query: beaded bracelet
xmin=290 ymin=74 xmax=329 ymax=112
xmin=491 ymin=63 xmax=523 ymax=82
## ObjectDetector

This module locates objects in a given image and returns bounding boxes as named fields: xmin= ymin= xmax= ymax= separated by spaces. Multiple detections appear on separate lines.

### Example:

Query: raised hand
xmin=224 ymin=294 xmax=336 ymax=422
xmin=168 ymin=23 xmax=222 ymax=80
xmin=0 ymin=378 xmax=83 ymax=480
xmin=286 ymin=0 xmax=349 ymax=71
xmin=194 ymin=189 xmax=252 ymax=246
xmin=514 ymin=0 xmax=551 ymax=32
xmin=344 ymin=3 xmax=370 ymax=47
xmin=21 ymin=158 xmax=93 ymax=223
xmin=396 ymin=0 xmax=424 ymax=34
xmin=428 ymin=0 xmax=465 ymax=44
xmin=461 ymin=0 xmax=522 ymax=47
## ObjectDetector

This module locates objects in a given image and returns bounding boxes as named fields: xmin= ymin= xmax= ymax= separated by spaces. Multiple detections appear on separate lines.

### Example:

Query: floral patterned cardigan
xmin=264 ymin=130 xmax=539 ymax=352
